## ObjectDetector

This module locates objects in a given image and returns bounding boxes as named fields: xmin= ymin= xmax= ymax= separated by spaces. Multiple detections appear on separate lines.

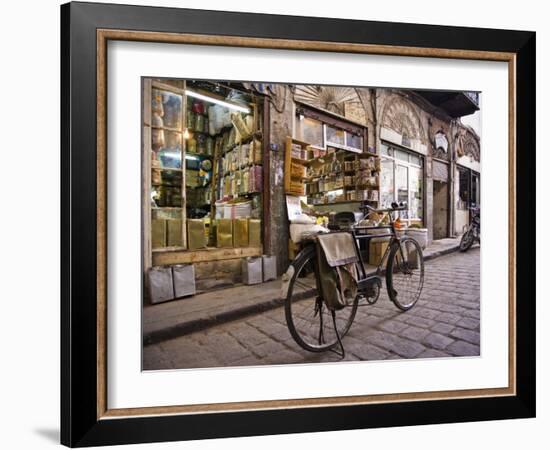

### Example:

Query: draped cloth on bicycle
xmin=316 ymin=233 xmax=359 ymax=311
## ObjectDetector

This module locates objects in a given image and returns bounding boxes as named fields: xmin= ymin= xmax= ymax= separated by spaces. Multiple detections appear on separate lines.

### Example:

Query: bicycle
xmin=459 ymin=205 xmax=480 ymax=252
xmin=282 ymin=203 xmax=425 ymax=354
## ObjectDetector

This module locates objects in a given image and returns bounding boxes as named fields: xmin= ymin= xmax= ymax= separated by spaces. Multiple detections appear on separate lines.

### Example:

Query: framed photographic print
xmin=61 ymin=1 xmax=535 ymax=447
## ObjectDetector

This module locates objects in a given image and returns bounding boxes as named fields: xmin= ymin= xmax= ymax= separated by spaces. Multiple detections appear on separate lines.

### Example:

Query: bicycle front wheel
xmin=459 ymin=229 xmax=474 ymax=252
xmin=386 ymin=236 xmax=424 ymax=311
xmin=284 ymin=244 xmax=358 ymax=353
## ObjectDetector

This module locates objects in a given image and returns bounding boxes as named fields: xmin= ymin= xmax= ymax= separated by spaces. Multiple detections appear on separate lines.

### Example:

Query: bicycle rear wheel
xmin=386 ymin=236 xmax=424 ymax=311
xmin=284 ymin=244 xmax=358 ymax=352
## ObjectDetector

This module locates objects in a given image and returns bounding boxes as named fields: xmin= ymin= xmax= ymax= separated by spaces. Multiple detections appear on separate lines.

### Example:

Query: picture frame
xmin=60 ymin=1 xmax=535 ymax=447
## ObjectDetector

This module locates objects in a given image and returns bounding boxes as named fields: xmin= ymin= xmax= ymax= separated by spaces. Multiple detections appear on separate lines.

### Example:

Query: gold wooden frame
xmin=96 ymin=29 xmax=516 ymax=420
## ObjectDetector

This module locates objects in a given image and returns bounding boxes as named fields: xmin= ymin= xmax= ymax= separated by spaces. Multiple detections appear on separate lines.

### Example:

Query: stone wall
xmin=268 ymin=86 xmax=293 ymax=275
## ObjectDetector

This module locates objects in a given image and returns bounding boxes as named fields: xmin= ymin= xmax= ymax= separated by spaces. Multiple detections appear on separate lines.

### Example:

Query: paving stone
xmin=250 ymin=338 xmax=294 ymax=359
xmin=446 ymin=340 xmax=480 ymax=357
xmin=450 ymin=328 xmax=480 ymax=345
xmin=423 ymin=332 xmax=455 ymax=350
xmin=368 ymin=331 xmax=426 ymax=358
xmin=401 ymin=326 xmax=431 ymax=341
xmin=405 ymin=315 xmax=436 ymax=329
xmin=428 ymin=303 xmax=466 ymax=314
xmin=142 ymin=346 xmax=174 ymax=370
xmin=265 ymin=348 xmax=305 ymax=364
xmin=463 ymin=309 xmax=481 ymax=319
xmin=430 ymin=322 xmax=455 ymax=335
xmin=376 ymin=320 xmax=409 ymax=334
xmin=230 ymin=355 xmax=268 ymax=367
xmin=410 ymin=307 xmax=442 ymax=320
xmin=436 ymin=312 xmax=462 ymax=325
xmin=417 ymin=349 xmax=452 ymax=359
xmin=228 ymin=322 xmax=269 ymax=347
xmin=456 ymin=317 xmax=480 ymax=330
xmin=345 ymin=339 xmax=392 ymax=361
xmin=352 ymin=313 xmax=384 ymax=328
xmin=455 ymin=300 xmax=479 ymax=310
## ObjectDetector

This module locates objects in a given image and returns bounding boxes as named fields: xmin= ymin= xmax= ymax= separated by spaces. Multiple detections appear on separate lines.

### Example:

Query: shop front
xmin=143 ymin=79 xmax=270 ymax=300
xmin=456 ymin=165 xmax=481 ymax=234
xmin=142 ymin=81 xmax=481 ymax=305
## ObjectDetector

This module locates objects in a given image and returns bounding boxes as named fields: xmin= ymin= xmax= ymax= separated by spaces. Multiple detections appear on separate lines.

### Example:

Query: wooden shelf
xmin=186 ymin=152 xmax=212 ymax=158
xmin=152 ymin=246 xmax=262 ymax=265
xmin=285 ymin=136 xmax=381 ymax=207
xmin=153 ymin=167 xmax=183 ymax=172
xmin=291 ymin=137 xmax=312 ymax=147
xmin=151 ymin=125 xmax=182 ymax=132
xmin=361 ymin=151 xmax=379 ymax=157
xmin=152 ymin=183 xmax=181 ymax=187
xmin=310 ymin=199 xmax=365 ymax=206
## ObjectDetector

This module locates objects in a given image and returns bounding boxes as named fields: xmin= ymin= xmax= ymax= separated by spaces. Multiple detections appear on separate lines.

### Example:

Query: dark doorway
xmin=433 ymin=180 xmax=448 ymax=240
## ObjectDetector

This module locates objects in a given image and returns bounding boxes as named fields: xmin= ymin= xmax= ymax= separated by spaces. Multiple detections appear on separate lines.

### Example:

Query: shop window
xmin=380 ymin=142 xmax=424 ymax=224
xmin=325 ymin=125 xmax=364 ymax=153
xmin=153 ymin=89 xmax=183 ymax=130
xmin=326 ymin=125 xmax=345 ymax=147
xmin=380 ymin=158 xmax=394 ymax=208
xmin=395 ymin=149 xmax=409 ymax=162
xmin=346 ymin=132 xmax=363 ymax=152
xmin=409 ymin=166 xmax=423 ymax=220
xmin=410 ymin=154 xmax=422 ymax=166
xmin=298 ymin=117 xmax=324 ymax=148
xmin=295 ymin=105 xmax=366 ymax=154
xmin=150 ymin=87 xmax=185 ymax=250
xmin=380 ymin=143 xmax=392 ymax=157
xmin=147 ymin=80 xmax=264 ymax=254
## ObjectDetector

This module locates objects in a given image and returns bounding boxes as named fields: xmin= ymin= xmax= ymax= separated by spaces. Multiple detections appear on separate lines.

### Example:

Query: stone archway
xmin=293 ymin=85 xmax=366 ymax=123
xmin=380 ymin=95 xmax=427 ymax=145
xmin=456 ymin=128 xmax=480 ymax=162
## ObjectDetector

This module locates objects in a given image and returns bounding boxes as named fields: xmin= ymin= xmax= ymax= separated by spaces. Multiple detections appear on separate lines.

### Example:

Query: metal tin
xmin=148 ymin=266 xmax=174 ymax=304
xmin=172 ymin=264 xmax=196 ymax=298
xmin=262 ymin=255 xmax=277 ymax=282
xmin=242 ymin=257 xmax=263 ymax=285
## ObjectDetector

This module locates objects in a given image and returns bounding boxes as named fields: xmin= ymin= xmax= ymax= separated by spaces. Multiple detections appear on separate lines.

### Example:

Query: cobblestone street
xmin=143 ymin=248 xmax=480 ymax=370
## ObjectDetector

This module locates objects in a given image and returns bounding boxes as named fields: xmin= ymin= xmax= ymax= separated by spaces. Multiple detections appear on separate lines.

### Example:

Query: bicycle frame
xmin=282 ymin=207 xmax=408 ymax=301
xmin=349 ymin=210 xmax=406 ymax=290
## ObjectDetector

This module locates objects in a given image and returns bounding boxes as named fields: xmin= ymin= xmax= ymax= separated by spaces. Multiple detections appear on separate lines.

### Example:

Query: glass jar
xmin=187 ymin=136 xmax=197 ymax=154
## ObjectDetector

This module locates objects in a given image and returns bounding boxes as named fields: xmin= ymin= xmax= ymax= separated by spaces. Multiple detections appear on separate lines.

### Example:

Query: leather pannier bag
xmin=316 ymin=233 xmax=359 ymax=311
